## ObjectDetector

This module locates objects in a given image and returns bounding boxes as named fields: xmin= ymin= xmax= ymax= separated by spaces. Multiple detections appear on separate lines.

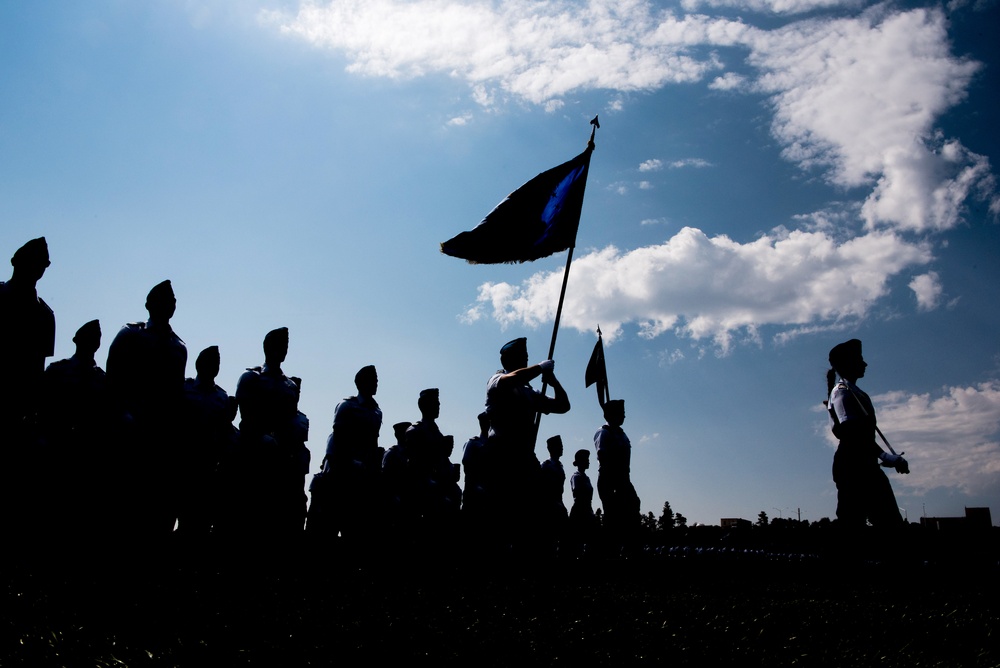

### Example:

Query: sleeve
xmin=829 ymin=384 xmax=864 ymax=424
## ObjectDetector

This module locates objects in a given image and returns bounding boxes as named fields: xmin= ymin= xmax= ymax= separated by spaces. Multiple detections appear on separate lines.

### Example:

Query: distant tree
xmin=756 ymin=511 xmax=769 ymax=527
xmin=657 ymin=501 xmax=675 ymax=531
xmin=674 ymin=513 xmax=687 ymax=528
xmin=641 ymin=511 xmax=657 ymax=533
xmin=594 ymin=507 xmax=604 ymax=528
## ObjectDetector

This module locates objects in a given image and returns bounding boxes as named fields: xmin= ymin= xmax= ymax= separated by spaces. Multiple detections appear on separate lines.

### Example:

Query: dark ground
xmin=3 ymin=535 xmax=998 ymax=668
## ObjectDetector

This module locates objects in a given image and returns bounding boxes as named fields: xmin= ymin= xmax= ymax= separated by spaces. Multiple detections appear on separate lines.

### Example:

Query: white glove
xmin=538 ymin=359 xmax=555 ymax=373
xmin=880 ymin=451 xmax=910 ymax=474
xmin=880 ymin=452 xmax=902 ymax=466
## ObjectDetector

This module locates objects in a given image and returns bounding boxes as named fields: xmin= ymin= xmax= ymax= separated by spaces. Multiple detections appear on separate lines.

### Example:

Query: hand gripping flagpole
xmin=532 ymin=116 xmax=600 ymax=446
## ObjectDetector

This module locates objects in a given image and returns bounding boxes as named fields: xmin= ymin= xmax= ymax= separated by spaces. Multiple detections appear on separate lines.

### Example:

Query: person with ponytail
xmin=826 ymin=339 xmax=908 ymax=528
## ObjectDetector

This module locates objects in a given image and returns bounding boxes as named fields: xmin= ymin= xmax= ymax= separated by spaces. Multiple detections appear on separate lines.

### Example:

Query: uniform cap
xmin=500 ymin=337 xmax=527 ymax=357
xmin=146 ymin=280 xmax=174 ymax=303
xmin=829 ymin=339 xmax=862 ymax=369
xmin=11 ymin=237 xmax=49 ymax=268
xmin=73 ymin=319 xmax=101 ymax=343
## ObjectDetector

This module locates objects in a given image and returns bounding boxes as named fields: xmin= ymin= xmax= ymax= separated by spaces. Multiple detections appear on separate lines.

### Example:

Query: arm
xmin=541 ymin=372 xmax=570 ymax=415
xmin=494 ymin=362 xmax=546 ymax=388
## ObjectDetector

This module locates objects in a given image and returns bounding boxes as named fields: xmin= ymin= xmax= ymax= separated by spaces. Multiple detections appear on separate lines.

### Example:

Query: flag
xmin=441 ymin=144 xmax=594 ymax=264
xmin=585 ymin=327 xmax=609 ymax=406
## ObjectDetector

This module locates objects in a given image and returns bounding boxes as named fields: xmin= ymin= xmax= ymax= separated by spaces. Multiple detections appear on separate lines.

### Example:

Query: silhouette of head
xmin=72 ymin=319 xmax=101 ymax=357
xmin=500 ymin=337 xmax=528 ymax=372
xmin=573 ymin=449 xmax=590 ymax=468
xmin=418 ymin=388 xmax=440 ymax=420
xmin=603 ymin=399 xmax=625 ymax=426
xmin=393 ymin=421 xmax=411 ymax=445
xmin=477 ymin=410 xmax=490 ymax=435
xmin=263 ymin=327 xmax=289 ymax=365
xmin=355 ymin=365 xmax=377 ymax=397
xmin=11 ymin=237 xmax=50 ymax=283
xmin=145 ymin=280 xmax=176 ymax=322
xmin=829 ymin=339 xmax=866 ymax=381
xmin=546 ymin=435 xmax=563 ymax=458
xmin=196 ymin=345 xmax=221 ymax=381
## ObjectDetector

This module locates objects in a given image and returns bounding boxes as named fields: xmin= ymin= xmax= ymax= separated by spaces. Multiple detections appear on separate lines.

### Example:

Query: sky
xmin=2 ymin=0 xmax=999 ymax=526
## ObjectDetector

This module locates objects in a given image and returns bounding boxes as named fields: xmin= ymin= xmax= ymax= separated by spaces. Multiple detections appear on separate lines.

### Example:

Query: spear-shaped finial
xmin=589 ymin=115 xmax=600 ymax=148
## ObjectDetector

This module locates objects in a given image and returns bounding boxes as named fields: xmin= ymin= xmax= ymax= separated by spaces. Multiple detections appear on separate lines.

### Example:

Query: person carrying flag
xmin=484 ymin=337 xmax=569 ymax=551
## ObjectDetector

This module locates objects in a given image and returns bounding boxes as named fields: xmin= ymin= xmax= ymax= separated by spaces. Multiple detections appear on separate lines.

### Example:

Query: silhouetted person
xmin=539 ymin=435 xmax=568 ymax=554
xmin=461 ymin=411 xmax=490 ymax=519
xmin=179 ymin=346 xmax=237 ymax=537
xmin=381 ymin=421 xmax=413 ymax=537
xmin=405 ymin=388 xmax=461 ymax=549
xmin=568 ymin=449 xmax=597 ymax=556
xmin=826 ymin=339 xmax=908 ymax=530
xmin=595 ymin=400 xmax=639 ymax=553
xmin=38 ymin=319 xmax=111 ymax=540
xmin=307 ymin=365 xmax=382 ymax=547
xmin=231 ymin=328 xmax=309 ymax=537
xmin=0 ymin=237 xmax=55 ymax=435
xmin=484 ymin=337 xmax=570 ymax=552
xmin=106 ymin=280 xmax=187 ymax=537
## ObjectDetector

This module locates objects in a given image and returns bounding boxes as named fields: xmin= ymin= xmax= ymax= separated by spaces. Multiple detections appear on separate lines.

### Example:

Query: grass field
xmin=3 ymin=536 xmax=997 ymax=667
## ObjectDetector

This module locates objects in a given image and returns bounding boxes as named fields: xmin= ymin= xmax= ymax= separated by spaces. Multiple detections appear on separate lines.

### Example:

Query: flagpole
xmin=533 ymin=117 xmax=599 ymax=446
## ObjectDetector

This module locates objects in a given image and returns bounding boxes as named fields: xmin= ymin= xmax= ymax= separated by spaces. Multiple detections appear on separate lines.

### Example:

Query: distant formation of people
xmin=2 ymin=236 xmax=920 ymax=559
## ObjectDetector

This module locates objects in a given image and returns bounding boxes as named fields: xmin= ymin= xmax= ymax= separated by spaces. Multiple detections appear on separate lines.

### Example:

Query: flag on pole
xmin=441 ymin=144 xmax=594 ymax=264
xmin=585 ymin=326 xmax=610 ymax=407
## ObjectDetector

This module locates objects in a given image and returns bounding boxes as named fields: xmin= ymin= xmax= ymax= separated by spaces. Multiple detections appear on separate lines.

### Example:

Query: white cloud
xmin=681 ymin=0 xmax=864 ymax=15
xmin=467 ymin=225 xmax=932 ymax=352
xmin=270 ymin=1 xmax=998 ymax=318
xmin=639 ymin=180 xmax=654 ymax=189
xmin=909 ymin=271 xmax=943 ymax=311
xmin=265 ymin=0 xmax=748 ymax=106
xmin=834 ymin=383 xmax=1000 ymax=498
xmin=669 ymin=158 xmax=713 ymax=169
xmin=267 ymin=3 xmax=997 ymax=232
xmin=748 ymin=7 xmax=995 ymax=232
xmin=708 ymin=72 xmax=747 ymax=90
xmin=447 ymin=113 xmax=473 ymax=126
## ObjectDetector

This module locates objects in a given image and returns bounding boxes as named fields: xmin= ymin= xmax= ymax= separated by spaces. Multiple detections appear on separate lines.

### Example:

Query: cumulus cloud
xmin=909 ymin=271 xmax=943 ymax=311
xmin=709 ymin=72 xmax=747 ymax=90
xmin=826 ymin=383 xmax=1000 ymax=497
xmin=464 ymin=226 xmax=932 ymax=352
xmin=264 ymin=0 xmax=747 ymax=106
xmin=748 ymin=7 xmax=995 ymax=232
xmin=269 ymin=1 xmax=997 ymax=337
xmin=681 ymin=0 xmax=864 ymax=15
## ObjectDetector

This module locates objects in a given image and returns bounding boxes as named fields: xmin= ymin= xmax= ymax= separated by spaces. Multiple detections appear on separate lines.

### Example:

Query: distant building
xmin=920 ymin=507 xmax=993 ymax=531
xmin=720 ymin=518 xmax=752 ymax=529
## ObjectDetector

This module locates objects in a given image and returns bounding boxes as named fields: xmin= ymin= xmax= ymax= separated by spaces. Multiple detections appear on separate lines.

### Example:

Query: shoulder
xmin=236 ymin=368 xmax=263 ymax=392
xmin=486 ymin=372 xmax=504 ymax=391
xmin=36 ymin=296 xmax=54 ymax=318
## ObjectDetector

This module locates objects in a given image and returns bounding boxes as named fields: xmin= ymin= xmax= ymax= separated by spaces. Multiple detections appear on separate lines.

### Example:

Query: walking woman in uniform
xmin=826 ymin=339 xmax=909 ymax=528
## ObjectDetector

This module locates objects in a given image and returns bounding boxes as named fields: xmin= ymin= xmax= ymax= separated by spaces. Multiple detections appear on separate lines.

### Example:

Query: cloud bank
xmin=268 ymin=0 xmax=998 ymax=347
xmin=464 ymin=226 xmax=932 ymax=352
xmin=856 ymin=383 xmax=1000 ymax=498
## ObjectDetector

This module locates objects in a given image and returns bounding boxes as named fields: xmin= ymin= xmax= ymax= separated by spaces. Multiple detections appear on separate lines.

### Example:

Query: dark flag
xmin=441 ymin=143 xmax=594 ymax=264
xmin=585 ymin=326 xmax=609 ymax=406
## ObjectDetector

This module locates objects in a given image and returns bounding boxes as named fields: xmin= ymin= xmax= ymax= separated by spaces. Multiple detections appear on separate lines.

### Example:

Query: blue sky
xmin=3 ymin=0 xmax=999 ymax=526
